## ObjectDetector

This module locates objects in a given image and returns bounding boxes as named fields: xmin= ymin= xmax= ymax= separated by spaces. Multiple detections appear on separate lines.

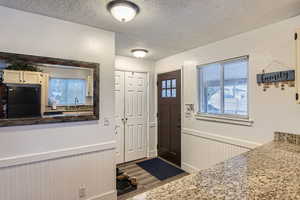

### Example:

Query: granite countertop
xmin=129 ymin=132 xmax=300 ymax=200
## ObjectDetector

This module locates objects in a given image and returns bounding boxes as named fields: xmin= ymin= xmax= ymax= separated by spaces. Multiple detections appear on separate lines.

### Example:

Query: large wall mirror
xmin=0 ymin=52 xmax=99 ymax=127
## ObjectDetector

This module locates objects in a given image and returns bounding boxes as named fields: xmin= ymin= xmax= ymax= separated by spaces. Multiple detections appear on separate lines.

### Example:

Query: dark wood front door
xmin=157 ymin=70 xmax=181 ymax=166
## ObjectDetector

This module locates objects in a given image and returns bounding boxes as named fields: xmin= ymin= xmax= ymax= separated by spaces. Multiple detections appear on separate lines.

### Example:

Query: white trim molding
xmin=88 ymin=190 xmax=116 ymax=200
xmin=0 ymin=141 xmax=116 ymax=168
xmin=182 ymin=128 xmax=261 ymax=149
xmin=182 ymin=162 xmax=200 ymax=174
xmin=149 ymin=149 xmax=158 ymax=157
xmin=195 ymin=113 xmax=254 ymax=126
xmin=149 ymin=121 xmax=157 ymax=128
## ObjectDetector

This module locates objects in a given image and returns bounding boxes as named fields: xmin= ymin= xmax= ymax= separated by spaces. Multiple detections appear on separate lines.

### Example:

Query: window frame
xmin=197 ymin=55 xmax=250 ymax=120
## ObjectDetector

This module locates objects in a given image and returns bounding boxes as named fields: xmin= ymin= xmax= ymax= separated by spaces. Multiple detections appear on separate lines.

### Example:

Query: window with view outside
xmin=198 ymin=57 xmax=248 ymax=117
xmin=48 ymin=78 xmax=86 ymax=106
xmin=161 ymin=79 xmax=176 ymax=98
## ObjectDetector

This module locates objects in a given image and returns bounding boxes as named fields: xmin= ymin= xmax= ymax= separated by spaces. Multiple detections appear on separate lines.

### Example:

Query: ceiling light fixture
xmin=107 ymin=0 xmax=140 ymax=23
xmin=131 ymin=49 xmax=148 ymax=58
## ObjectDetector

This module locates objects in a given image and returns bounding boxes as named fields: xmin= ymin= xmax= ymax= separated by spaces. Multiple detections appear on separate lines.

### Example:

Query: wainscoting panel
xmin=0 ymin=143 xmax=116 ymax=200
xmin=182 ymin=128 xmax=257 ymax=173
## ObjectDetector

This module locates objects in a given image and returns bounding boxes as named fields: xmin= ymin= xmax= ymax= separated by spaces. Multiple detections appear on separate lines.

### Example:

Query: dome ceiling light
xmin=131 ymin=49 xmax=148 ymax=58
xmin=107 ymin=0 xmax=140 ymax=23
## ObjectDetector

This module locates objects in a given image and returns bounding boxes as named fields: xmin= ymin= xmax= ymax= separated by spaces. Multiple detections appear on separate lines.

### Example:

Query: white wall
xmin=115 ymin=56 xmax=157 ymax=156
xmin=155 ymin=15 xmax=300 ymax=172
xmin=0 ymin=6 xmax=116 ymax=200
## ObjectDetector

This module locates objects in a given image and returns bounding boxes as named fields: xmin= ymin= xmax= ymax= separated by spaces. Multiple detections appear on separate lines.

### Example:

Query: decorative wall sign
xmin=257 ymin=70 xmax=295 ymax=91
xmin=257 ymin=70 xmax=295 ymax=84
xmin=185 ymin=104 xmax=194 ymax=119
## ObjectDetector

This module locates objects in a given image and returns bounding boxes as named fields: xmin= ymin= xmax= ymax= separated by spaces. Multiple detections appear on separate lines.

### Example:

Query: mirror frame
xmin=0 ymin=51 xmax=99 ymax=127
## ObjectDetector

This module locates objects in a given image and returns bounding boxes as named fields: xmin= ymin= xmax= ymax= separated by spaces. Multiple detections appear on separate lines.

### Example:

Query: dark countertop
xmin=129 ymin=132 xmax=300 ymax=200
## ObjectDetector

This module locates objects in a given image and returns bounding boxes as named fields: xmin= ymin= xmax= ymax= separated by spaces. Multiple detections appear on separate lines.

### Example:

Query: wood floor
xmin=117 ymin=158 xmax=189 ymax=200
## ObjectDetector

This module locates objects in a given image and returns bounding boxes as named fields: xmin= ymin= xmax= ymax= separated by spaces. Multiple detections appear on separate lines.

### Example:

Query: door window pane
xmin=162 ymin=80 xmax=166 ymax=89
xmin=166 ymin=89 xmax=171 ymax=97
xmin=162 ymin=89 xmax=166 ymax=98
xmin=172 ymin=89 xmax=176 ymax=97
xmin=172 ymin=79 xmax=176 ymax=88
xmin=166 ymin=80 xmax=171 ymax=88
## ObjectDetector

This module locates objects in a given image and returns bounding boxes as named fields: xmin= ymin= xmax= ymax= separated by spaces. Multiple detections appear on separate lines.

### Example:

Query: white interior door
xmin=114 ymin=71 xmax=125 ymax=164
xmin=124 ymin=72 xmax=147 ymax=162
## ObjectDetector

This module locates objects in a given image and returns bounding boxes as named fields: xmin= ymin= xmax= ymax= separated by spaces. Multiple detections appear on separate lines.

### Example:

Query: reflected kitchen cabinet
xmin=40 ymin=73 xmax=49 ymax=115
xmin=86 ymin=75 xmax=93 ymax=97
xmin=23 ymin=71 xmax=42 ymax=84
xmin=2 ymin=70 xmax=23 ymax=84
xmin=3 ymin=70 xmax=42 ymax=84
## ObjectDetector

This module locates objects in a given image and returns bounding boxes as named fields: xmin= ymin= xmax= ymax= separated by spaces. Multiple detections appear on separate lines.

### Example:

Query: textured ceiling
xmin=1 ymin=0 xmax=300 ymax=60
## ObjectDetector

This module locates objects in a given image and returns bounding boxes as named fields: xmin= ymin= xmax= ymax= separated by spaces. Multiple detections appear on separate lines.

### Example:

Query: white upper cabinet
xmin=3 ymin=70 xmax=42 ymax=84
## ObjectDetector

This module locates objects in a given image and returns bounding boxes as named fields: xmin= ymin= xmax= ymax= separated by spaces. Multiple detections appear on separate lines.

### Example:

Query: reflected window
xmin=48 ymin=78 xmax=86 ymax=106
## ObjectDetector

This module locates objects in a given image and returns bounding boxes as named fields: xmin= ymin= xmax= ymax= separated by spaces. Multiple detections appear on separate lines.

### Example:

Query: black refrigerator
xmin=7 ymin=84 xmax=41 ymax=118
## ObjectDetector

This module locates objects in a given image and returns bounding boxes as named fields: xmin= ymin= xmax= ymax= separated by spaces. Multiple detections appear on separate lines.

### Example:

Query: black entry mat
xmin=136 ymin=158 xmax=184 ymax=181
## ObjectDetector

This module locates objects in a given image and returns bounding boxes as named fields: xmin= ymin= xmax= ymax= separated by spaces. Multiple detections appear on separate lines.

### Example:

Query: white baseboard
xmin=0 ymin=141 xmax=116 ymax=168
xmin=182 ymin=162 xmax=200 ymax=174
xmin=149 ymin=149 xmax=157 ymax=157
xmin=89 ymin=190 xmax=116 ymax=200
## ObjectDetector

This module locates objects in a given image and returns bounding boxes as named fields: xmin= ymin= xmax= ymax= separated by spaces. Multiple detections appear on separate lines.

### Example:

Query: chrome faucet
xmin=74 ymin=97 xmax=79 ymax=111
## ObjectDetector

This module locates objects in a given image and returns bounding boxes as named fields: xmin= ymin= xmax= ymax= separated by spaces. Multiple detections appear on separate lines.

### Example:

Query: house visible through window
xmin=198 ymin=56 xmax=248 ymax=117
xmin=48 ymin=78 xmax=86 ymax=106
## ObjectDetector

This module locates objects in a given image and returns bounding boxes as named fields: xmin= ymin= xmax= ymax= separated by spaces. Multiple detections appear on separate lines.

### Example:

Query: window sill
xmin=195 ymin=113 xmax=253 ymax=126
